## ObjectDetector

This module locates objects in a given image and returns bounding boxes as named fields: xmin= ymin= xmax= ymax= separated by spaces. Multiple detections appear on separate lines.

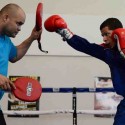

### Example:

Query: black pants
xmin=0 ymin=110 xmax=6 ymax=125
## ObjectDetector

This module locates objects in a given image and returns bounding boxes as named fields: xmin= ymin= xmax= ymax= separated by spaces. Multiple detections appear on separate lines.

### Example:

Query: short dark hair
xmin=100 ymin=18 xmax=123 ymax=30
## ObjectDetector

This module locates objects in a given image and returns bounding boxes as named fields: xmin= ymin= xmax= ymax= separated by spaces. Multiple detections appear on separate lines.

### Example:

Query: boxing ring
xmin=4 ymin=87 xmax=117 ymax=125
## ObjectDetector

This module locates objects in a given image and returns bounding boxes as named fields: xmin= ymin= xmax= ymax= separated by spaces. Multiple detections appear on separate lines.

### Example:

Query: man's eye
xmin=16 ymin=22 xmax=23 ymax=26
xmin=102 ymin=33 xmax=110 ymax=37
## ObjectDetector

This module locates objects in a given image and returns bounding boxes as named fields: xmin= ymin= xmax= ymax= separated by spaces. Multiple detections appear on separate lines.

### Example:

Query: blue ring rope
xmin=42 ymin=88 xmax=115 ymax=93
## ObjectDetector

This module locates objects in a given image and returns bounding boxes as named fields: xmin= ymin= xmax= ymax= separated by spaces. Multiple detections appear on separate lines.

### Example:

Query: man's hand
xmin=44 ymin=15 xmax=73 ymax=40
xmin=29 ymin=27 xmax=42 ymax=41
xmin=0 ymin=75 xmax=16 ymax=91
xmin=112 ymin=28 xmax=125 ymax=58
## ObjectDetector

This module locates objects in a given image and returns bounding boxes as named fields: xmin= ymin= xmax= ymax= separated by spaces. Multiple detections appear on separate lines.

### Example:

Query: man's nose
xmin=103 ymin=36 xmax=108 ymax=42
xmin=18 ymin=26 xmax=21 ymax=31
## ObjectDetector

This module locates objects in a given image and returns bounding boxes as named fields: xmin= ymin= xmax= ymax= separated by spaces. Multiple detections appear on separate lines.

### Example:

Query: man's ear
xmin=3 ymin=14 xmax=9 ymax=22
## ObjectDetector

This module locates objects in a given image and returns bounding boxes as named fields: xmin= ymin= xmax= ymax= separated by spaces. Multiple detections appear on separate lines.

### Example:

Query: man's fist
xmin=44 ymin=15 xmax=67 ymax=32
xmin=112 ymin=28 xmax=125 ymax=58
xmin=44 ymin=15 xmax=73 ymax=40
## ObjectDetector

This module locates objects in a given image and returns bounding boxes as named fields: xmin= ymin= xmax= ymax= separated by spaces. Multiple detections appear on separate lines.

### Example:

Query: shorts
xmin=113 ymin=98 xmax=125 ymax=125
xmin=0 ymin=110 xmax=6 ymax=125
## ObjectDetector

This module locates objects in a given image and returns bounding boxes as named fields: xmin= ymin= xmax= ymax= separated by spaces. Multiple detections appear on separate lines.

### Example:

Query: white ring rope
xmin=3 ymin=110 xmax=116 ymax=115
xmin=77 ymin=110 xmax=116 ymax=115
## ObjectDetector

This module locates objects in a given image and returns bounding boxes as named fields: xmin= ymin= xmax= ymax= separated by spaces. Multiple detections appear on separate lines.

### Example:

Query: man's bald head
xmin=0 ymin=3 xmax=26 ymax=37
xmin=0 ymin=3 xmax=26 ymax=18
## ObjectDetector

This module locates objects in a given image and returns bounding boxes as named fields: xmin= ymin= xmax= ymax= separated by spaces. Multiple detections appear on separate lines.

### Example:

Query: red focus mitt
xmin=9 ymin=77 xmax=42 ymax=102
xmin=112 ymin=28 xmax=125 ymax=58
xmin=36 ymin=3 xmax=48 ymax=53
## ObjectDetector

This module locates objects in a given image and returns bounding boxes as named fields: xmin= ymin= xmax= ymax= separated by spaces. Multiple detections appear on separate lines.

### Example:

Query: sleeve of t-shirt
xmin=67 ymin=35 xmax=106 ymax=61
xmin=9 ymin=41 xmax=17 ymax=61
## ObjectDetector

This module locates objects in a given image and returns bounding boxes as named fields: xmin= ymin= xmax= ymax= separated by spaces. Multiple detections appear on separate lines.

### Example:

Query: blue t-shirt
xmin=0 ymin=35 xmax=17 ymax=99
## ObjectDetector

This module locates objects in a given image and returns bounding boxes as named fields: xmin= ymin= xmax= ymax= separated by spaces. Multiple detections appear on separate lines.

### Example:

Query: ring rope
xmin=42 ymin=87 xmax=115 ymax=93
xmin=3 ymin=110 xmax=116 ymax=115
xmin=5 ymin=87 xmax=116 ymax=118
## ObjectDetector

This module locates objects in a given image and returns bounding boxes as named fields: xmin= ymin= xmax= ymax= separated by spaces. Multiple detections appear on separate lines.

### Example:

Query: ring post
xmin=72 ymin=87 xmax=77 ymax=125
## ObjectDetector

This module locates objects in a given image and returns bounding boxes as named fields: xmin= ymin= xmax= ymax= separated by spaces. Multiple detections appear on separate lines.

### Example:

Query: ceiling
xmin=0 ymin=0 xmax=125 ymax=16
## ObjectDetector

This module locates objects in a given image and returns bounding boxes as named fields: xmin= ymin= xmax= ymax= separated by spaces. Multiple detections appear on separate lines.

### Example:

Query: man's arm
xmin=10 ymin=28 xmax=42 ymax=63
xmin=44 ymin=15 xmax=106 ymax=61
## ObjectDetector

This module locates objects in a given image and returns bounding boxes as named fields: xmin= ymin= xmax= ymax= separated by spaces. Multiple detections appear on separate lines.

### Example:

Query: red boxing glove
xmin=44 ymin=15 xmax=67 ymax=32
xmin=112 ymin=28 xmax=125 ymax=58
xmin=44 ymin=15 xmax=73 ymax=39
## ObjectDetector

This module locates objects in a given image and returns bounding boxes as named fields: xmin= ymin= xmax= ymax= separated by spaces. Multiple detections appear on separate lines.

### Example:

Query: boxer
xmin=44 ymin=15 xmax=125 ymax=125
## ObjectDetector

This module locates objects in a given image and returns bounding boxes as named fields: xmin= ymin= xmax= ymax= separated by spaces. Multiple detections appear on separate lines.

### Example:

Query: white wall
xmin=1 ymin=0 xmax=124 ymax=125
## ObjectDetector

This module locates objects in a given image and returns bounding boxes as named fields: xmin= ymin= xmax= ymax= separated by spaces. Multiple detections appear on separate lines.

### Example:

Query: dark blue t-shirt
xmin=67 ymin=35 xmax=125 ymax=97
